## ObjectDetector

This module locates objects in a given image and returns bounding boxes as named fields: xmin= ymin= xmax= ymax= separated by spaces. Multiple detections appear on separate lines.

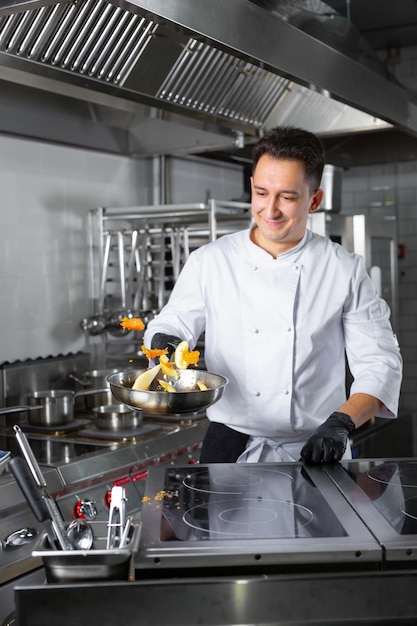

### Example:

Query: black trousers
xmin=199 ymin=422 xmax=250 ymax=463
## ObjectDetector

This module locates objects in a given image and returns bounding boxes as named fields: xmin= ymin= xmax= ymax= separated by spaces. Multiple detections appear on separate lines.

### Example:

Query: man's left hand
xmin=300 ymin=412 xmax=356 ymax=464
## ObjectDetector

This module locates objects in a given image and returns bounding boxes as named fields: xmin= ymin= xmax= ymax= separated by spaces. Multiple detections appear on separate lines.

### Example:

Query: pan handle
xmin=0 ymin=405 xmax=41 ymax=415
xmin=9 ymin=456 xmax=50 ymax=523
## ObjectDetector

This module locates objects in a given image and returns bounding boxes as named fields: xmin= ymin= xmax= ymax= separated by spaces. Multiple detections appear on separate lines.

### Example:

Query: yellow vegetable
xmin=132 ymin=364 xmax=161 ymax=391
xmin=159 ymin=354 xmax=179 ymax=378
xmin=159 ymin=380 xmax=177 ymax=393
xmin=197 ymin=380 xmax=208 ymax=391
xmin=174 ymin=341 xmax=200 ymax=370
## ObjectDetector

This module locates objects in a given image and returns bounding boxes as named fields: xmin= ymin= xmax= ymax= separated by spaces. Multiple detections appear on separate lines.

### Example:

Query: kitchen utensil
xmin=107 ymin=369 xmax=228 ymax=415
xmin=74 ymin=387 xmax=113 ymax=411
xmin=27 ymin=390 xmax=74 ymax=426
xmin=71 ymin=368 xmax=120 ymax=389
xmin=71 ymin=368 xmax=120 ymax=410
xmin=106 ymin=485 xmax=126 ymax=550
xmin=3 ymin=527 xmax=37 ymax=549
xmin=118 ymin=229 xmax=127 ymax=312
xmin=32 ymin=520 xmax=138 ymax=583
xmin=66 ymin=519 xmax=93 ymax=551
xmin=119 ymin=517 xmax=132 ymax=549
xmin=91 ymin=404 xmax=143 ymax=431
xmin=8 ymin=455 xmax=69 ymax=550
xmin=0 ymin=405 xmax=41 ymax=415
xmin=126 ymin=229 xmax=139 ymax=311
xmin=12 ymin=425 xmax=73 ymax=550
xmin=98 ymin=231 xmax=112 ymax=315
xmin=80 ymin=314 xmax=106 ymax=335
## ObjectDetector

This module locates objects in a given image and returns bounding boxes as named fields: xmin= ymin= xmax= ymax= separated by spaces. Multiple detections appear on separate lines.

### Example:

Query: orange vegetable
xmin=141 ymin=344 xmax=168 ymax=360
xmin=174 ymin=341 xmax=200 ymax=369
xmin=120 ymin=317 xmax=145 ymax=331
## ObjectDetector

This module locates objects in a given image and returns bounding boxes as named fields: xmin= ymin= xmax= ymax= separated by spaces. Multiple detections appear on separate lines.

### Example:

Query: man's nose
xmin=263 ymin=196 xmax=280 ymax=216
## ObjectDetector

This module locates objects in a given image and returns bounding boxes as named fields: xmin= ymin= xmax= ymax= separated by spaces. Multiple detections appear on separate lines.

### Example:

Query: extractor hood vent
xmin=0 ymin=0 xmax=290 ymax=130
xmin=155 ymin=38 xmax=289 ymax=128
xmin=0 ymin=0 xmax=416 ymax=157
xmin=0 ymin=1 xmax=159 ymax=85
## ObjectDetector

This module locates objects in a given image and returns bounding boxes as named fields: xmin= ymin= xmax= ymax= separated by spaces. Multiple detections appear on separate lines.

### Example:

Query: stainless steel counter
xmin=0 ymin=418 xmax=208 ymax=625
xmin=14 ymin=569 xmax=417 ymax=625
xmin=13 ymin=456 xmax=417 ymax=626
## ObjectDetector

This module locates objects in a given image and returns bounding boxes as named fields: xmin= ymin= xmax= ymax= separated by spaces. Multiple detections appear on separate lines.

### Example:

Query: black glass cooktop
xmin=158 ymin=464 xmax=346 ymax=541
xmin=340 ymin=460 xmax=417 ymax=536
xmin=138 ymin=463 xmax=383 ymax=572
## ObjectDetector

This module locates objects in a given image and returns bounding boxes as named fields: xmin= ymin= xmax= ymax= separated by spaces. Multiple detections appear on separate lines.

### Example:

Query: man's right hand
xmin=151 ymin=333 xmax=182 ymax=360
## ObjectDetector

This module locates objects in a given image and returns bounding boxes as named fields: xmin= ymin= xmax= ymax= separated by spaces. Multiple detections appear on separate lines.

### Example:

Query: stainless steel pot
xmin=91 ymin=404 xmax=143 ymax=431
xmin=74 ymin=387 xmax=114 ymax=411
xmin=107 ymin=369 xmax=228 ymax=416
xmin=71 ymin=369 xmax=120 ymax=389
xmin=27 ymin=390 xmax=75 ymax=426
xmin=71 ymin=369 xmax=120 ymax=410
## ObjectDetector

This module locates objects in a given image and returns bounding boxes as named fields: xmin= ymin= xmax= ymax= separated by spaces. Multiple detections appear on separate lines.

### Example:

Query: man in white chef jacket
xmin=144 ymin=126 xmax=403 ymax=464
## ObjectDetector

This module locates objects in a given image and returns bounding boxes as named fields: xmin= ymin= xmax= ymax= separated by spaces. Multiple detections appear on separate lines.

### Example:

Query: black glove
xmin=300 ymin=412 xmax=355 ymax=464
xmin=151 ymin=333 xmax=182 ymax=360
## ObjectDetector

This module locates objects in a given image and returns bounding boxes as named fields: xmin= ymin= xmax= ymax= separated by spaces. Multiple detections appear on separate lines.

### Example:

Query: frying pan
xmin=107 ymin=369 xmax=228 ymax=416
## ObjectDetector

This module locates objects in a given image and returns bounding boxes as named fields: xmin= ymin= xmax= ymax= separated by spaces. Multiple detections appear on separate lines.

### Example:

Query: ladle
xmin=66 ymin=519 xmax=93 ymax=551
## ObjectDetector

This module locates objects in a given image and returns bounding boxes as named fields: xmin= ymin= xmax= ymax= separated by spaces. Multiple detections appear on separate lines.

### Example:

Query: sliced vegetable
xmin=174 ymin=341 xmax=200 ymax=370
xmin=132 ymin=364 xmax=161 ymax=391
xmin=197 ymin=380 xmax=208 ymax=391
xmin=159 ymin=380 xmax=177 ymax=393
xmin=159 ymin=354 xmax=179 ymax=378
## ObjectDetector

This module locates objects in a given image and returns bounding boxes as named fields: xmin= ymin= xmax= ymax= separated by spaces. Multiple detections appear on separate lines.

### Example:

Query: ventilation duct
xmin=0 ymin=0 xmax=415 ymax=155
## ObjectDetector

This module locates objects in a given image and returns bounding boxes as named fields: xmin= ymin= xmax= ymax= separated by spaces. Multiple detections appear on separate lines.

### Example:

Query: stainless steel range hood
xmin=0 ymin=0 xmax=415 ymax=157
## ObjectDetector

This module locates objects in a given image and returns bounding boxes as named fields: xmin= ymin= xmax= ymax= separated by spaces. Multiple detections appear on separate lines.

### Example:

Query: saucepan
xmin=107 ymin=369 xmax=228 ymax=416
xmin=27 ymin=390 xmax=75 ymax=426
xmin=91 ymin=404 xmax=143 ymax=432
xmin=70 ymin=369 xmax=120 ymax=410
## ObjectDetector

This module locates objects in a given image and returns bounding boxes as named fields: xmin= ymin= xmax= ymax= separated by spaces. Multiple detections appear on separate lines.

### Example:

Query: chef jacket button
xmin=252 ymin=265 xmax=258 ymax=271
xmin=254 ymin=328 xmax=259 ymax=334
xmin=287 ymin=327 xmax=292 ymax=332
xmin=255 ymin=391 xmax=261 ymax=397
xmin=283 ymin=390 xmax=289 ymax=395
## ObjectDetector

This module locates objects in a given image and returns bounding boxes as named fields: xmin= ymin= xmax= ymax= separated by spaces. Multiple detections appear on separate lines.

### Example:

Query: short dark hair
xmin=252 ymin=126 xmax=325 ymax=192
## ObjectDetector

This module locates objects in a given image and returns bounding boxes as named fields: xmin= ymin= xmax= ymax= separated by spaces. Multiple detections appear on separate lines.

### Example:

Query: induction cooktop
xmin=326 ymin=459 xmax=417 ymax=567
xmin=136 ymin=462 xmax=382 ymax=574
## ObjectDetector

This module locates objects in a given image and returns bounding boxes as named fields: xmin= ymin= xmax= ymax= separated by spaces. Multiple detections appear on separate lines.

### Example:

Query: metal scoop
xmin=66 ymin=519 xmax=93 ymax=550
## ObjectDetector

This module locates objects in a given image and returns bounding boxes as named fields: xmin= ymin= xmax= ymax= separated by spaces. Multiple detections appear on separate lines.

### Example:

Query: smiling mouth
xmin=263 ymin=217 xmax=285 ymax=227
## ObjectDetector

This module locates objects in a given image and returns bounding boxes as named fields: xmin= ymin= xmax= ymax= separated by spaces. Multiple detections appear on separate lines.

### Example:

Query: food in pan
xmin=120 ymin=317 xmax=145 ymax=331
xmin=141 ymin=345 xmax=168 ymax=360
xmin=174 ymin=341 xmax=200 ymax=370
xmin=131 ymin=342 xmax=204 ymax=393
xmin=131 ymin=364 xmax=161 ymax=390
xmin=159 ymin=354 xmax=179 ymax=378
xmin=119 ymin=319 xmax=206 ymax=393
xmin=159 ymin=380 xmax=177 ymax=393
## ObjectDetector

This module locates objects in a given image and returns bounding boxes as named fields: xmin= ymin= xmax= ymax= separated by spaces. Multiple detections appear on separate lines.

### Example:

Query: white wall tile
xmin=0 ymin=137 xmax=245 ymax=364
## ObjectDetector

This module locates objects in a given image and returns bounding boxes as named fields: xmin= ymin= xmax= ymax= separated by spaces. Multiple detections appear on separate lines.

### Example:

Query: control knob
xmin=73 ymin=498 xmax=98 ymax=521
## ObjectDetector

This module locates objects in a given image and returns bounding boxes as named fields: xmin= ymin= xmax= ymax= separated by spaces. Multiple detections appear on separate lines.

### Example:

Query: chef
xmin=144 ymin=126 xmax=403 ymax=464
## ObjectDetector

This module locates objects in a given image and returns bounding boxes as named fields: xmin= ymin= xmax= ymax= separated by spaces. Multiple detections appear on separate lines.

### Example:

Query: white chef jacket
xmin=144 ymin=228 xmax=402 ymax=457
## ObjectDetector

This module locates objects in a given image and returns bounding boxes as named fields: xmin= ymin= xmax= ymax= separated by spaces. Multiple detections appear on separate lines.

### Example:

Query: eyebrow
xmin=252 ymin=184 xmax=300 ymax=195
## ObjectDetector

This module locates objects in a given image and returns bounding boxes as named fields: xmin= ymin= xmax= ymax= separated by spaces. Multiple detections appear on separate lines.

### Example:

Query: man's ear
xmin=309 ymin=188 xmax=324 ymax=213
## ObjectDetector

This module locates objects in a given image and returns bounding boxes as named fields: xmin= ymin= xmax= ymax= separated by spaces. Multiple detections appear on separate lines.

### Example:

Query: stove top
xmin=159 ymin=464 xmax=346 ymax=540
xmin=325 ymin=459 xmax=417 ymax=566
xmin=136 ymin=462 xmax=382 ymax=574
